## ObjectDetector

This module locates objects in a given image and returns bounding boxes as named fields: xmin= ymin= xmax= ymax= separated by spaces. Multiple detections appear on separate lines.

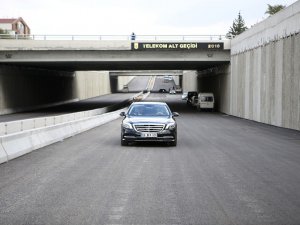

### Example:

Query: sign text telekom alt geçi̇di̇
xmin=132 ymin=42 xmax=224 ymax=50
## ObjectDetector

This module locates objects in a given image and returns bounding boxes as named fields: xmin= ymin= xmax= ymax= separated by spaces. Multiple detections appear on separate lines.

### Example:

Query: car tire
xmin=169 ymin=136 xmax=177 ymax=147
xmin=121 ymin=135 xmax=128 ymax=146
xmin=121 ymin=139 xmax=128 ymax=146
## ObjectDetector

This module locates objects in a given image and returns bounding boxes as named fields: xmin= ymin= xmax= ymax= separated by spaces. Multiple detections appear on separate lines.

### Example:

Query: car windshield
xmin=128 ymin=104 xmax=170 ymax=117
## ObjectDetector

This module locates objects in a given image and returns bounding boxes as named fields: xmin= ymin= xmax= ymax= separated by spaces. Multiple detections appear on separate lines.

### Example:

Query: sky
xmin=0 ymin=0 xmax=298 ymax=35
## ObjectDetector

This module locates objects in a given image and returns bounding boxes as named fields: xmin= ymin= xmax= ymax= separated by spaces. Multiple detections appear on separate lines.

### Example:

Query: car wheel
xmin=169 ymin=136 xmax=177 ymax=147
xmin=121 ymin=139 xmax=128 ymax=146
xmin=121 ymin=133 xmax=128 ymax=146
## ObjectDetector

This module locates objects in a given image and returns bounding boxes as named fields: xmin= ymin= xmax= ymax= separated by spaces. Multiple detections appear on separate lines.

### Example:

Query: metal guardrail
xmin=0 ymin=34 xmax=227 ymax=41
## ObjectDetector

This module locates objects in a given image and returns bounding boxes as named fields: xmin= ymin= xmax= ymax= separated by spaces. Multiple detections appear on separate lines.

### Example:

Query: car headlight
xmin=122 ymin=122 xmax=133 ymax=129
xmin=166 ymin=122 xmax=176 ymax=130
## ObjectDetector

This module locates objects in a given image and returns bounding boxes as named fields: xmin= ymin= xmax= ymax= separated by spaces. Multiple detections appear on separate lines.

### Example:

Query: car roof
xmin=131 ymin=102 xmax=167 ymax=105
xmin=199 ymin=93 xmax=214 ymax=95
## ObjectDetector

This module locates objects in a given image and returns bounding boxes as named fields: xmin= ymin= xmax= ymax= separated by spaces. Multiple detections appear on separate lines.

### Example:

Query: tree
xmin=0 ymin=28 xmax=10 ymax=39
xmin=227 ymin=12 xmax=248 ymax=38
xmin=265 ymin=4 xmax=286 ymax=16
xmin=0 ymin=28 xmax=8 ymax=34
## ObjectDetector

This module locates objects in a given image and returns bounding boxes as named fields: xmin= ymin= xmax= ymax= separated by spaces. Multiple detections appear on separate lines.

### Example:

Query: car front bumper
xmin=122 ymin=128 xmax=176 ymax=142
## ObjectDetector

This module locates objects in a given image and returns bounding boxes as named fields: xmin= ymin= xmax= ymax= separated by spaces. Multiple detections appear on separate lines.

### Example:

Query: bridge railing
xmin=0 ymin=34 xmax=227 ymax=41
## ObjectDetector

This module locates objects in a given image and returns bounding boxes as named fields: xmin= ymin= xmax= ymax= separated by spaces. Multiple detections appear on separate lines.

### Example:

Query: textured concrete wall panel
xmin=231 ymin=33 xmax=300 ymax=130
xmin=291 ymin=35 xmax=300 ymax=130
xmin=295 ymin=34 xmax=300 ymax=130
xmin=282 ymin=37 xmax=293 ymax=129
xmin=182 ymin=71 xmax=198 ymax=92
xmin=230 ymin=0 xmax=300 ymax=130
xmin=75 ymin=71 xmax=111 ymax=100
xmin=244 ymin=51 xmax=250 ymax=119
xmin=274 ymin=40 xmax=283 ymax=126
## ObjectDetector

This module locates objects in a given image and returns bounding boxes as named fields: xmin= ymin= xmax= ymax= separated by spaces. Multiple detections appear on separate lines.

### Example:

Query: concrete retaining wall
xmin=231 ymin=34 xmax=300 ymax=130
xmin=0 ymin=108 xmax=124 ymax=164
xmin=230 ymin=1 xmax=300 ymax=130
xmin=117 ymin=76 xmax=135 ymax=91
xmin=231 ymin=1 xmax=300 ymax=55
xmin=0 ymin=91 xmax=143 ymax=164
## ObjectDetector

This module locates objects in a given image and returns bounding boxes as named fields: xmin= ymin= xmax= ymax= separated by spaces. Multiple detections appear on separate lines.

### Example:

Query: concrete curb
xmin=0 ymin=94 xmax=137 ymax=136
xmin=0 ymin=139 xmax=8 ymax=164
xmin=0 ymin=108 xmax=124 ymax=164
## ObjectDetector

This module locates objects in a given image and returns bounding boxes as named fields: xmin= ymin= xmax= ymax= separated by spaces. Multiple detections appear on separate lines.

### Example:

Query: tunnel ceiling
xmin=1 ymin=61 xmax=229 ymax=72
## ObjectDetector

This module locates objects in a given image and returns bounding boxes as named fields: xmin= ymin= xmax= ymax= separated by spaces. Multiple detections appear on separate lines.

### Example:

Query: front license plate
xmin=141 ymin=133 xmax=157 ymax=137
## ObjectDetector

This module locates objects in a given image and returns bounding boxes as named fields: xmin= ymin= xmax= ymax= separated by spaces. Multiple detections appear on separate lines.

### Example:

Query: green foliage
xmin=228 ymin=12 xmax=248 ymax=37
xmin=265 ymin=4 xmax=286 ymax=15
xmin=0 ymin=28 xmax=8 ymax=34
xmin=0 ymin=29 xmax=14 ymax=39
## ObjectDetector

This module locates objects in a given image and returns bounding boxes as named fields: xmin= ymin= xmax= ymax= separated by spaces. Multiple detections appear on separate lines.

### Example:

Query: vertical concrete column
xmin=282 ymin=37 xmax=293 ymax=128
xmin=182 ymin=71 xmax=198 ymax=92
xmin=244 ymin=51 xmax=251 ymax=119
xmin=218 ymin=65 xmax=231 ymax=114
xmin=75 ymin=71 xmax=111 ymax=100
xmin=248 ymin=50 xmax=254 ymax=119
xmin=253 ymin=47 xmax=262 ymax=122
xmin=294 ymin=34 xmax=300 ymax=130
xmin=269 ymin=43 xmax=275 ymax=125
xmin=274 ymin=40 xmax=283 ymax=126
xmin=291 ymin=35 xmax=300 ymax=130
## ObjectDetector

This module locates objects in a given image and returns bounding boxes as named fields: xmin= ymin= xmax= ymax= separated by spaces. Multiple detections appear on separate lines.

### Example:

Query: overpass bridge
xmin=109 ymin=70 xmax=183 ymax=76
xmin=0 ymin=35 xmax=230 ymax=71
xmin=0 ymin=35 xmax=230 ymax=117
xmin=1 ymin=0 xmax=300 ymax=134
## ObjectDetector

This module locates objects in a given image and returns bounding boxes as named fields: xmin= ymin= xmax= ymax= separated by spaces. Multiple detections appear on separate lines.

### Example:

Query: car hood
xmin=125 ymin=116 xmax=174 ymax=124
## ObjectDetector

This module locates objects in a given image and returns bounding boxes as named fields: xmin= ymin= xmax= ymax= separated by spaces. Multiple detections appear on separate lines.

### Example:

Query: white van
xmin=196 ymin=93 xmax=214 ymax=111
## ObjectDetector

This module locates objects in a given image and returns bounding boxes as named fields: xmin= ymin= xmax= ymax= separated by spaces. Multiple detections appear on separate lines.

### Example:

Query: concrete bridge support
xmin=75 ymin=71 xmax=111 ymax=100
xmin=182 ymin=71 xmax=198 ymax=92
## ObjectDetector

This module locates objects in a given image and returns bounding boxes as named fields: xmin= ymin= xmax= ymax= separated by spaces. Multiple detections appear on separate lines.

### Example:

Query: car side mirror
xmin=120 ymin=112 xmax=126 ymax=117
xmin=172 ymin=112 xmax=179 ymax=117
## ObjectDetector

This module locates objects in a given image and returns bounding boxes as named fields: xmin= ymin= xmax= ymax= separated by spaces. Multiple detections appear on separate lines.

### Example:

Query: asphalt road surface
xmin=152 ymin=76 xmax=176 ymax=92
xmin=0 ymin=93 xmax=300 ymax=225
xmin=127 ymin=76 xmax=150 ymax=92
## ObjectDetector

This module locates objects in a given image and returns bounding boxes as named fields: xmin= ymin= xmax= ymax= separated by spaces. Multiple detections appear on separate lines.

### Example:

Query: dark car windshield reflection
xmin=128 ymin=104 xmax=171 ymax=117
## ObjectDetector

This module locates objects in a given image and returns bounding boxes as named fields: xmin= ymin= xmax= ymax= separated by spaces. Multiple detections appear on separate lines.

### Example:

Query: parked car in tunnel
xmin=120 ymin=102 xmax=179 ymax=146
xmin=186 ymin=91 xmax=198 ymax=105
xmin=196 ymin=93 xmax=215 ymax=111
xmin=181 ymin=92 xmax=188 ymax=100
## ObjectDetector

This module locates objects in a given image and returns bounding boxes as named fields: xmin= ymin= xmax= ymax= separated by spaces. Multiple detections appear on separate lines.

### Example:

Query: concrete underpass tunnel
xmin=196 ymin=64 xmax=231 ymax=112
xmin=0 ymin=65 xmax=76 ymax=115
xmin=109 ymin=73 xmax=183 ymax=93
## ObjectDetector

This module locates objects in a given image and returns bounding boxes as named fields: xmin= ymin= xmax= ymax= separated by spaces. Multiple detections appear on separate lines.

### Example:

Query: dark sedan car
xmin=120 ymin=102 xmax=179 ymax=146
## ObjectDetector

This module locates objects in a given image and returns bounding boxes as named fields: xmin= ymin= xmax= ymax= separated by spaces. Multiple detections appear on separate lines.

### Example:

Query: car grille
xmin=134 ymin=124 xmax=165 ymax=132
